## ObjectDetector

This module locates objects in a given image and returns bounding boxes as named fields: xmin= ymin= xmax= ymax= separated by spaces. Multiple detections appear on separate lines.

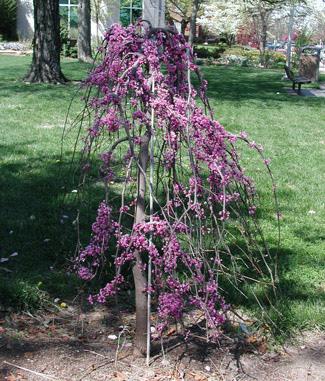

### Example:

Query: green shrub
xmin=0 ymin=0 xmax=17 ymax=40
xmin=242 ymin=49 xmax=261 ymax=65
xmin=218 ymin=47 xmax=286 ymax=69
xmin=62 ymin=44 xmax=78 ymax=58
xmin=60 ymin=22 xmax=78 ymax=58
xmin=0 ymin=279 xmax=49 ymax=311
xmin=206 ymin=57 xmax=214 ymax=66
xmin=217 ymin=54 xmax=250 ymax=67
xmin=263 ymin=51 xmax=286 ymax=68
xmin=224 ymin=46 xmax=248 ymax=56
xmin=194 ymin=43 xmax=226 ymax=60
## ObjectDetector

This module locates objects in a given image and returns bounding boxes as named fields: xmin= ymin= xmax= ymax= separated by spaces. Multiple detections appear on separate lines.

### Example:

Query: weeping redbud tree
xmin=73 ymin=21 xmax=277 ymax=358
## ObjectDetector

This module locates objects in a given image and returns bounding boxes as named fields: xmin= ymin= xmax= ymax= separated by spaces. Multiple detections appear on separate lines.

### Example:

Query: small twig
xmin=78 ymin=359 xmax=115 ymax=381
xmin=0 ymin=266 xmax=12 ymax=273
xmin=149 ymin=341 xmax=184 ymax=365
xmin=228 ymin=308 xmax=254 ymax=323
xmin=83 ymin=349 xmax=107 ymax=358
xmin=3 ymin=361 xmax=62 ymax=380
xmin=77 ymin=352 xmax=131 ymax=381
xmin=118 ymin=360 xmax=146 ymax=371
xmin=115 ymin=326 xmax=129 ymax=366
xmin=210 ymin=359 xmax=225 ymax=381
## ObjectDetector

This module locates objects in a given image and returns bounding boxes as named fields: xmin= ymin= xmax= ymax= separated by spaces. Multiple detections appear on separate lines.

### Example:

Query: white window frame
xmin=59 ymin=0 xmax=78 ymax=35
xmin=120 ymin=0 xmax=143 ymax=26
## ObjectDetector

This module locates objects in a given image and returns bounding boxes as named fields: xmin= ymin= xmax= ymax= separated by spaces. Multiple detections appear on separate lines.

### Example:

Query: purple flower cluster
xmin=76 ymin=201 xmax=117 ymax=286
xmin=158 ymin=292 xmax=183 ymax=320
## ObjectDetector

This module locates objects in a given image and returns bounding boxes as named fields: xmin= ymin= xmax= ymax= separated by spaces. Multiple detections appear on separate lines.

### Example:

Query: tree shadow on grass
xmin=0 ymin=81 xmax=83 ymax=100
xmin=0 ymin=140 xmax=111 ymax=306
xmin=1 ymin=138 xmax=323 ymax=335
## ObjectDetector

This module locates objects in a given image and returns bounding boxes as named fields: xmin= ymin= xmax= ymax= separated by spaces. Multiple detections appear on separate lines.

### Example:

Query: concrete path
xmin=287 ymin=82 xmax=325 ymax=97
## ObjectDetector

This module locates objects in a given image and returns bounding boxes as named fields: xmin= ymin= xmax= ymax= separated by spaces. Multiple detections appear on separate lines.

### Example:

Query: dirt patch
xmin=0 ymin=307 xmax=324 ymax=381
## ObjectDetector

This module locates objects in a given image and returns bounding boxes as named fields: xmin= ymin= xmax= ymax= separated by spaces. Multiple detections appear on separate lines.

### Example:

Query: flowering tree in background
xmin=293 ymin=0 xmax=325 ymax=41
xmin=198 ymin=0 xmax=243 ymax=45
xmin=74 ymin=21 xmax=277 ymax=359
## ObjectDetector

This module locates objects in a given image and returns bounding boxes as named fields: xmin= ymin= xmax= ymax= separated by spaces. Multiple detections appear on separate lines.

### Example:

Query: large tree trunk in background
xmin=189 ymin=0 xmax=199 ymax=46
xmin=78 ymin=0 xmax=92 ymax=62
xmin=259 ymin=8 xmax=269 ymax=67
xmin=25 ymin=0 xmax=66 ymax=83
xmin=133 ymin=132 xmax=150 ymax=356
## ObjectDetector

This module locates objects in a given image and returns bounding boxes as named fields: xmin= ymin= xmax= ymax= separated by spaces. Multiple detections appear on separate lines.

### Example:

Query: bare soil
xmin=0 ymin=305 xmax=324 ymax=381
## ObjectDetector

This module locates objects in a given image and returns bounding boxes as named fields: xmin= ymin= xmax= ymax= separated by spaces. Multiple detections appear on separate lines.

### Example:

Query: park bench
xmin=284 ymin=65 xmax=311 ymax=95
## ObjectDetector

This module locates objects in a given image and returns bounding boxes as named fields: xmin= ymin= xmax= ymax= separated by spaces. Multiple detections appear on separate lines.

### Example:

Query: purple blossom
xmin=158 ymin=292 xmax=183 ymax=320
xmin=78 ymin=266 xmax=93 ymax=281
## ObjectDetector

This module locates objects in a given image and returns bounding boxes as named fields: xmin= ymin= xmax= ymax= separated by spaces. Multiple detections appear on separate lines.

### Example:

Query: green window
xmin=59 ymin=0 xmax=78 ymax=39
xmin=120 ymin=0 xmax=143 ymax=27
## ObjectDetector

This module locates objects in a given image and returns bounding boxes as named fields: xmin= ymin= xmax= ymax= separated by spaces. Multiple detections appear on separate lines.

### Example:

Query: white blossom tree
xmin=296 ymin=0 xmax=325 ymax=40
xmin=197 ymin=0 xmax=243 ymax=45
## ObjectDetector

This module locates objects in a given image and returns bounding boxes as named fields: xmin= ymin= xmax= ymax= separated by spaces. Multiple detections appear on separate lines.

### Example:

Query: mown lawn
xmin=0 ymin=56 xmax=92 ymax=306
xmin=0 ymin=56 xmax=324 ymax=337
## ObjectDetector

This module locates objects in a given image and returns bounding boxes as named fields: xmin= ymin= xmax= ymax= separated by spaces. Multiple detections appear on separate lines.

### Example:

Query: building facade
xmin=16 ymin=0 xmax=165 ymax=41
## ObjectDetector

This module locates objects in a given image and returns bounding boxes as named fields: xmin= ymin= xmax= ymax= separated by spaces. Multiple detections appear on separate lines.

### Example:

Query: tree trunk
xmin=181 ymin=19 xmax=187 ymax=36
xmin=133 ymin=132 xmax=150 ymax=356
xmin=78 ymin=0 xmax=92 ymax=63
xmin=259 ymin=9 xmax=268 ymax=67
xmin=189 ymin=0 xmax=199 ymax=46
xmin=286 ymin=6 xmax=295 ymax=70
xmin=25 ymin=0 xmax=66 ymax=83
xmin=93 ymin=0 xmax=101 ymax=46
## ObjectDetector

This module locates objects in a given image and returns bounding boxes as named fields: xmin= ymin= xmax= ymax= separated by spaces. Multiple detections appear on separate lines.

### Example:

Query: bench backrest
xmin=284 ymin=65 xmax=295 ymax=81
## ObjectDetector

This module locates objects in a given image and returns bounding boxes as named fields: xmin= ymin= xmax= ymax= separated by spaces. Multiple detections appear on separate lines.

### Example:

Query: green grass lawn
xmin=0 ymin=56 xmax=324 ymax=337
xmin=202 ymin=65 xmax=325 ymax=333
xmin=0 ymin=56 xmax=92 ymax=307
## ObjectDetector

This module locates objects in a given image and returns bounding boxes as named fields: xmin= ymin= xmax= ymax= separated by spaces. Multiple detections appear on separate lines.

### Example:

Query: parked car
xmin=266 ymin=42 xmax=284 ymax=50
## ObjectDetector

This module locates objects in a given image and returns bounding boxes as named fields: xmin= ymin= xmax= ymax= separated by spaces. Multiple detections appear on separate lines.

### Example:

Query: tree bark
xmin=259 ymin=9 xmax=268 ymax=66
xmin=189 ymin=0 xmax=199 ymax=46
xmin=181 ymin=19 xmax=188 ymax=36
xmin=92 ymin=0 xmax=101 ymax=46
xmin=133 ymin=132 xmax=150 ymax=356
xmin=78 ymin=0 xmax=92 ymax=63
xmin=25 ymin=0 xmax=66 ymax=83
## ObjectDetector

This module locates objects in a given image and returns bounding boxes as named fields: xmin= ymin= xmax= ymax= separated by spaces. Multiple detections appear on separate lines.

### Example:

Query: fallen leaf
xmin=113 ymin=371 xmax=126 ymax=380
xmin=167 ymin=327 xmax=176 ymax=336
xmin=6 ymin=374 xmax=18 ymax=381
xmin=258 ymin=341 xmax=268 ymax=354
xmin=188 ymin=371 xmax=208 ymax=381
